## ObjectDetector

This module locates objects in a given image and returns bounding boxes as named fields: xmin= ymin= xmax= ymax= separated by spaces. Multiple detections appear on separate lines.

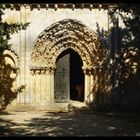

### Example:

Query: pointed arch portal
xmin=54 ymin=48 xmax=84 ymax=103
xmin=30 ymin=19 xmax=101 ymax=105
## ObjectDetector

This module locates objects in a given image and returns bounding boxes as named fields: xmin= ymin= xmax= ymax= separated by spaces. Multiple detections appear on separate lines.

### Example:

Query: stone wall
xmin=2 ymin=4 xmax=114 ymax=110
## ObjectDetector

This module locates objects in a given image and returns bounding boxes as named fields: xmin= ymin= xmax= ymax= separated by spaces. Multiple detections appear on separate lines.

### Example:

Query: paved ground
xmin=0 ymin=110 xmax=140 ymax=136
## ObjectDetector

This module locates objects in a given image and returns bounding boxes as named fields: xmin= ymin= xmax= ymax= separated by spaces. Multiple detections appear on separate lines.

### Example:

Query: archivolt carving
xmin=3 ymin=49 xmax=20 ymax=74
xmin=31 ymin=19 xmax=101 ymax=74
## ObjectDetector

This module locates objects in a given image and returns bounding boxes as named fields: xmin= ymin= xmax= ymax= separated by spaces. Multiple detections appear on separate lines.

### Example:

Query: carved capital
xmin=82 ymin=65 xmax=103 ymax=75
xmin=82 ymin=65 xmax=93 ymax=75
xmin=46 ymin=66 xmax=56 ymax=75
xmin=30 ymin=65 xmax=56 ymax=75
xmin=35 ymin=69 xmax=41 ymax=75
xmin=30 ymin=69 xmax=35 ymax=75
xmin=40 ymin=69 xmax=46 ymax=75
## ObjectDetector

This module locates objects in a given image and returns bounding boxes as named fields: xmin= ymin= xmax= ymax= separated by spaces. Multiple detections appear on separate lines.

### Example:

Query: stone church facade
xmin=1 ymin=4 xmax=128 ymax=111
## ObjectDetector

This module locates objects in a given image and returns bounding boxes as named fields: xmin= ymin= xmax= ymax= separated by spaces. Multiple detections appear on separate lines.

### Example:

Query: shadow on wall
xmin=86 ymin=18 xmax=140 ymax=112
xmin=0 ymin=50 xmax=25 ymax=110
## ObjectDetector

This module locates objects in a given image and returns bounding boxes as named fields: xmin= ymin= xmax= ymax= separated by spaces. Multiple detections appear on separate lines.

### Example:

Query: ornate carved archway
xmin=30 ymin=19 xmax=101 ymax=104
xmin=30 ymin=19 xmax=100 ymax=74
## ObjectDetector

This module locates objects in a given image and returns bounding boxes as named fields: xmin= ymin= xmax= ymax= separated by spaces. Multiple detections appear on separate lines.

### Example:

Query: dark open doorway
xmin=70 ymin=49 xmax=84 ymax=102
xmin=54 ymin=48 xmax=84 ymax=103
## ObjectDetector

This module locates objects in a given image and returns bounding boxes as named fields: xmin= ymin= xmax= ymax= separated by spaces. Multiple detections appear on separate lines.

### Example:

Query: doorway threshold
xmin=68 ymin=100 xmax=89 ymax=112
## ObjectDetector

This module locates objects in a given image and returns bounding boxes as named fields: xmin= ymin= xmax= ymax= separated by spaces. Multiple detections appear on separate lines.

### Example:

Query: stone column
xmin=50 ymin=74 xmax=54 ymax=103
xmin=82 ymin=66 xmax=92 ymax=104
xmin=29 ymin=70 xmax=34 ymax=104
xmin=25 ymin=5 xmax=31 ymax=104
xmin=30 ymin=69 xmax=48 ymax=106
xmin=84 ymin=74 xmax=90 ymax=103
xmin=35 ymin=70 xmax=40 ymax=105
xmin=45 ymin=74 xmax=50 ymax=103
xmin=89 ymin=74 xmax=94 ymax=103
xmin=40 ymin=70 xmax=46 ymax=105
xmin=17 ymin=68 xmax=20 ymax=103
xmin=19 ymin=5 xmax=26 ymax=104
xmin=90 ymin=74 xmax=94 ymax=94
xmin=32 ymin=70 xmax=36 ymax=105
xmin=109 ymin=7 xmax=120 ymax=106
xmin=49 ymin=67 xmax=56 ymax=103
xmin=43 ymin=67 xmax=56 ymax=104
xmin=113 ymin=9 xmax=120 ymax=106
xmin=108 ymin=6 xmax=115 ymax=106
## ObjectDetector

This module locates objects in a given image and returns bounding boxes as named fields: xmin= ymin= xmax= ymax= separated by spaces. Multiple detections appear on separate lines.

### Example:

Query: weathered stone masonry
xmin=2 ymin=4 xmax=117 ymax=110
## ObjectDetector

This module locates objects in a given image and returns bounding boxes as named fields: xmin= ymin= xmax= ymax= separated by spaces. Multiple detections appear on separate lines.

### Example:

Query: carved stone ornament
xmin=30 ymin=66 xmax=56 ymax=75
xmin=3 ymin=49 xmax=20 ymax=75
xmin=31 ymin=19 xmax=101 ymax=74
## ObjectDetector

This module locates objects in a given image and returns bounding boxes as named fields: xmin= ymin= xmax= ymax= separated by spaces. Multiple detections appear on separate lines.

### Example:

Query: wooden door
xmin=54 ymin=52 xmax=70 ymax=103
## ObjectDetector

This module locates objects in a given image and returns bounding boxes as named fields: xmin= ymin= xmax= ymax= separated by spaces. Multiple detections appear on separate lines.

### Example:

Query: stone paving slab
xmin=0 ymin=111 xmax=140 ymax=136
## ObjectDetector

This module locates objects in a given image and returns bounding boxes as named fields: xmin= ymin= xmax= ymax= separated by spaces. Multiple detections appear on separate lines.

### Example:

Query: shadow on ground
xmin=0 ymin=111 xmax=140 ymax=136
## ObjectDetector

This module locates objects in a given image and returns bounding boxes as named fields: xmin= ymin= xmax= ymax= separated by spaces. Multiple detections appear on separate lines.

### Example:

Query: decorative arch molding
xmin=3 ymin=49 xmax=20 ymax=74
xmin=30 ymin=19 xmax=101 ymax=74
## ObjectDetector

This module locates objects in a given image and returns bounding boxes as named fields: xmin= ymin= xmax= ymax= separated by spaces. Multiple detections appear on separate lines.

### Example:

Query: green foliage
xmin=0 ymin=4 xmax=29 ymax=51
xmin=112 ymin=4 xmax=140 ymax=109
xmin=94 ymin=4 xmax=140 ymax=110
xmin=0 ymin=4 xmax=29 ymax=109
xmin=0 ymin=53 xmax=26 ymax=110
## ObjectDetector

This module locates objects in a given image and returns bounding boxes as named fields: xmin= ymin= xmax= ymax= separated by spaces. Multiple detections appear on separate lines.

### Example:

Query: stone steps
xmin=5 ymin=103 xmax=69 ymax=112
xmin=5 ymin=101 xmax=90 ymax=112
xmin=67 ymin=100 xmax=90 ymax=112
